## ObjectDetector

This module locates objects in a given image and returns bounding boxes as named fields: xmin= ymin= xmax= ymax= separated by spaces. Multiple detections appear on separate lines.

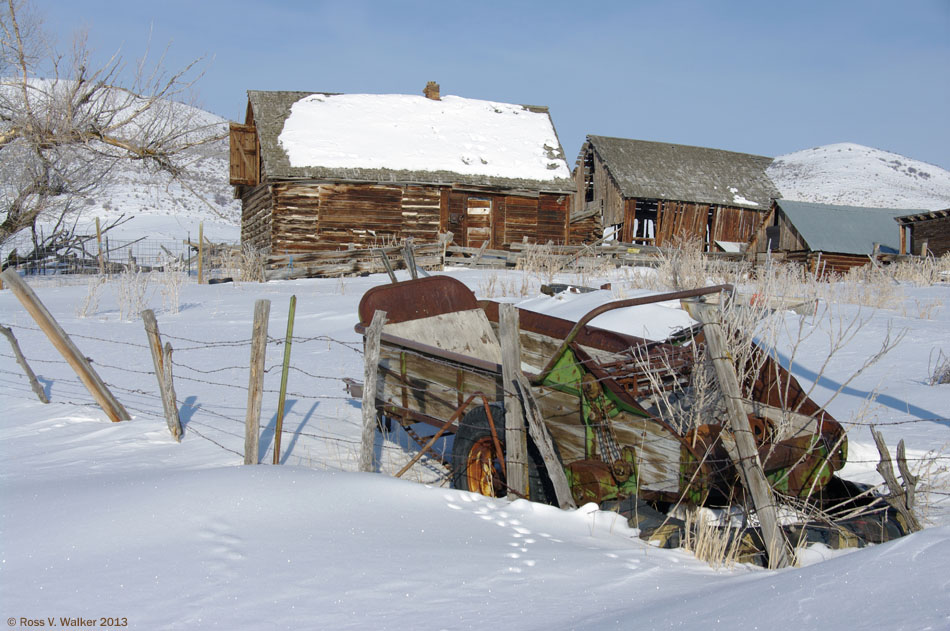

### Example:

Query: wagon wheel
xmin=463 ymin=436 xmax=506 ymax=497
xmin=451 ymin=403 xmax=558 ymax=504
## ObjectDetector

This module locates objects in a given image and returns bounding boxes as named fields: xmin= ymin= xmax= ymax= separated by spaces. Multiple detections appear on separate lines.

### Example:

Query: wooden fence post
xmin=0 ymin=324 xmax=49 ymax=403
xmin=142 ymin=309 xmax=182 ymax=441
xmin=198 ymin=221 xmax=204 ymax=284
xmin=161 ymin=342 xmax=182 ymax=442
xmin=693 ymin=300 xmax=791 ymax=569
xmin=273 ymin=295 xmax=296 ymax=464
xmin=359 ymin=310 xmax=386 ymax=473
xmin=499 ymin=303 xmax=529 ymax=499
xmin=1 ymin=268 xmax=129 ymax=422
xmin=245 ymin=299 xmax=270 ymax=464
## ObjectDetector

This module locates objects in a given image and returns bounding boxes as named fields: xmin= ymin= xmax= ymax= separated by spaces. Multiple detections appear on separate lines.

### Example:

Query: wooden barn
xmin=572 ymin=136 xmax=778 ymax=249
xmin=229 ymin=85 xmax=577 ymax=271
xmin=749 ymin=199 xmax=925 ymax=274
xmin=895 ymin=209 xmax=950 ymax=257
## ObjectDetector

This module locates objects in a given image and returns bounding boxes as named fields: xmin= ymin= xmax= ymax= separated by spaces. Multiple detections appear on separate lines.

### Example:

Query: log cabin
xmin=573 ymin=136 xmax=778 ymax=249
xmin=229 ymin=84 xmax=577 ymax=271
xmin=895 ymin=209 xmax=950 ymax=257
xmin=749 ymin=199 xmax=926 ymax=274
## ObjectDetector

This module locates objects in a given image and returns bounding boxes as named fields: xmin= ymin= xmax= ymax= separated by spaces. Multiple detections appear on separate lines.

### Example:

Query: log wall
xmin=244 ymin=181 xmax=571 ymax=255
xmin=240 ymin=183 xmax=273 ymax=251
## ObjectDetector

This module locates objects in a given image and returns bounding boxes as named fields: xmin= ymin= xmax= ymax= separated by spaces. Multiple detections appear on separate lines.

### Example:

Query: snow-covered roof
xmin=583 ymin=135 xmax=778 ymax=210
xmin=774 ymin=199 xmax=924 ymax=255
xmin=247 ymin=90 xmax=574 ymax=193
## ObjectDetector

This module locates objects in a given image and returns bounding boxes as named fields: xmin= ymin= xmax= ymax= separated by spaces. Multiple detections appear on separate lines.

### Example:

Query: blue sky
xmin=31 ymin=0 xmax=950 ymax=169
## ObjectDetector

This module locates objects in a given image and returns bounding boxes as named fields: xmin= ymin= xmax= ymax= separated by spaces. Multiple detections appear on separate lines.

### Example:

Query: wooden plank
xmin=693 ymin=300 xmax=791 ymax=569
xmin=245 ymin=299 xmax=270 ymax=464
xmin=516 ymin=378 xmax=577 ymax=509
xmin=1 ymin=269 xmax=129 ymax=422
xmin=359 ymin=310 xmax=386 ymax=473
xmin=500 ymin=304 xmax=529 ymax=498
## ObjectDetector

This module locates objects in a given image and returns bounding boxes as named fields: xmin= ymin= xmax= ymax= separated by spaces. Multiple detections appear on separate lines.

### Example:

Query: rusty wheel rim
xmin=466 ymin=437 xmax=503 ymax=497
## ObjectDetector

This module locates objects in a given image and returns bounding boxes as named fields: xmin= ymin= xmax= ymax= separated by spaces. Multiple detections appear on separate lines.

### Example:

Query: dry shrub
xmin=929 ymin=349 xmax=950 ymax=386
xmin=682 ymin=508 xmax=742 ymax=569
xmin=238 ymin=244 xmax=266 ymax=282
xmin=891 ymin=252 xmax=950 ymax=286
xmin=76 ymin=275 xmax=107 ymax=318
xmin=158 ymin=258 xmax=186 ymax=314
xmin=116 ymin=266 xmax=151 ymax=321
xmin=516 ymin=241 xmax=562 ymax=285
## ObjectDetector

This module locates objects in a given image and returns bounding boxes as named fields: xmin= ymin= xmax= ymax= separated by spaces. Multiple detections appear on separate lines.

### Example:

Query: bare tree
xmin=0 ymin=0 xmax=223 ymax=255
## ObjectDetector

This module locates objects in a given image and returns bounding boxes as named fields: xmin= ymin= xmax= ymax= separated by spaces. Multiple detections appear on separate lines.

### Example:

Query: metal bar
xmin=534 ymin=284 xmax=733 ymax=385
xmin=273 ymin=295 xmax=297 ymax=464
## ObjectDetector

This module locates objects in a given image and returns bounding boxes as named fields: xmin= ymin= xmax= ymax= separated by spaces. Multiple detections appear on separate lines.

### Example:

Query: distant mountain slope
xmin=767 ymin=143 xmax=950 ymax=210
xmin=70 ymin=102 xmax=241 ymax=243
xmin=1 ymin=83 xmax=240 ymax=250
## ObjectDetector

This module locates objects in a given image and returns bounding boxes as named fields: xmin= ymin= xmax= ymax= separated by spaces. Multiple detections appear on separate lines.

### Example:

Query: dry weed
xmin=116 ymin=266 xmax=151 ymax=321
xmin=682 ymin=507 xmax=742 ymax=569
xmin=76 ymin=275 xmax=107 ymax=318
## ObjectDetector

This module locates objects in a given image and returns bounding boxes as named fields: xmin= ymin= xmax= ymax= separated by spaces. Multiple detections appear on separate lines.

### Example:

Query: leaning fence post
xmin=499 ymin=303 xmax=529 ymax=499
xmin=693 ymin=299 xmax=791 ymax=569
xmin=245 ymin=299 xmax=270 ymax=464
xmin=0 ymin=323 xmax=49 ymax=403
xmin=142 ymin=309 xmax=181 ymax=441
xmin=1 ymin=268 xmax=129 ymax=422
xmin=273 ymin=295 xmax=296 ymax=464
xmin=161 ymin=342 xmax=182 ymax=442
xmin=359 ymin=310 xmax=386 ymax=473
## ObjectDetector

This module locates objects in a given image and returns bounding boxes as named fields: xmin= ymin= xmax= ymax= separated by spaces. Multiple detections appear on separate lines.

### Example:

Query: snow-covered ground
xmin=769 ymin=142 xmax=950 ymax=210
xmin=1 ymin=266 xmax=948 ymax=629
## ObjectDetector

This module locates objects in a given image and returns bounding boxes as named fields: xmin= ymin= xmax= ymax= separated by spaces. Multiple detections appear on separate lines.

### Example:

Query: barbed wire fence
xmin=0 ymin=316 xmax=455 ymax=483
xmin=1 ymin=307 xmax=948 ymax=509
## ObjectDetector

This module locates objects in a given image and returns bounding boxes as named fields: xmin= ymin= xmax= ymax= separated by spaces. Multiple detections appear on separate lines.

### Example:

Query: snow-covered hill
xmin=66 ymin=101 xmax=241 ymax=244
xmin=1 ymin=84 xmax=240 ymax=251
xmin=768 ymin=142 xmax=950 ymax=210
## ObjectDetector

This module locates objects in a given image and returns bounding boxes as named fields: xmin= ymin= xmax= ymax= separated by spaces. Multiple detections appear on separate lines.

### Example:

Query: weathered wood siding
xmin=709 ymin=205 xmax=761 ymax=244
xmin=538 ymin=194 xmax=570 ymax=244
xmin=504 ymin=195 xmax=539 ymax=245
xmin=594 ymin=152 xmax=625 ymax=227
xmin=569 ymin=211 xmax=601 ymax=245
xmin=774 ymin=210 xmax=809 ymax=252
xmin=910 ymin=215 xmax=950 ymax=256
xmin=655 ymin=201 xmax=708 ymax=246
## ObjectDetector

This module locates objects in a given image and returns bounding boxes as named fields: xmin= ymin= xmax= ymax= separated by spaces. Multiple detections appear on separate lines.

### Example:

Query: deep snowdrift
xmin=1 ymin=270 xmax=948 ymax=629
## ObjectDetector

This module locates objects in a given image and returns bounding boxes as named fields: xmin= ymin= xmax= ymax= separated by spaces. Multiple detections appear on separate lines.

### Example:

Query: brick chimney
xmin=423 ymin=81 xmax=440 ymax=101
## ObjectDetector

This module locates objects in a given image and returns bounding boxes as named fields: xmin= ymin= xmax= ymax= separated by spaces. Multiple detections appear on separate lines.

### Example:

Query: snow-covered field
xmin=1 ymin=265 xmax=948 ymax=630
